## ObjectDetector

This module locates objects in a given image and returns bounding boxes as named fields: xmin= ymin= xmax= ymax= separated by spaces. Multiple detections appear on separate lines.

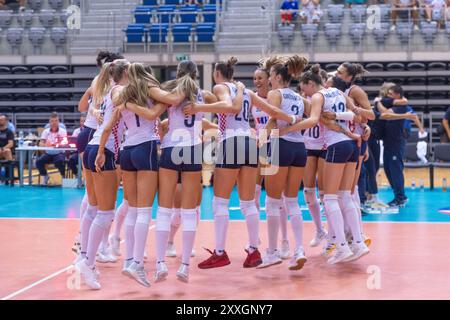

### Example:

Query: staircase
xmin=69 ymin=0 xmax=139 ymax=55
xmin=216 ymin=0 xmax=273 ymax=53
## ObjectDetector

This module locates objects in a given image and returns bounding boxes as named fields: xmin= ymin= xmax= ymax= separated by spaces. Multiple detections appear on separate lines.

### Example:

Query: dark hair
xmin=330 ymin=76 xmax=349 ymax=92
xmin=96 ymin=50 xmax=125 ymax=67
xmin=390 ymin=84 xmax=404 ymax=98
xmin=215 ymin=56 xmax=238 ymax=80
xmin=300 ymin=64 xmax=322 ymax=86
xmin=255 ymin=67 xmax=270 ymax=78
xmin=341 ymin=62 xmax=367 ymax=83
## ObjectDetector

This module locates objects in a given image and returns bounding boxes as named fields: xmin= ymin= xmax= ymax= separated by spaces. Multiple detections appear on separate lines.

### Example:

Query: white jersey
xmin=276 ymin=88 xmax=304 ymax=143
xmin=89 ymin=85 xmax=125 ymax=156
xmin=345 ymin=84 xmax=365 ymax=136
xmin=302 ymin=96 xmax=325 ymax=150
xmin=320 ymin=87 xmax=351 ymax=147
xmin=162 ymin=91 xmax=205 ymax=148
xmin=251 ymin=96 xmax=269 ymax=134
xmin=84 ymin=97 xmax=99 ymax=130
xmin=121 ymin=99 xmax=159 ymax=147
xmin=217 ymin=82 xmax=251 ymax=141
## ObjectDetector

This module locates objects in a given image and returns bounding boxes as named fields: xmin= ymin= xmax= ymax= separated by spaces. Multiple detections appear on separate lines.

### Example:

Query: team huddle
xmin=73 ymin=50 xmax=379 ymax=290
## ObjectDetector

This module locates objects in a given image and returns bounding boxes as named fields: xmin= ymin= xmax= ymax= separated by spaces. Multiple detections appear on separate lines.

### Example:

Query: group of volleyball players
xmin=71 ymin=50 xmax=375 ymax=290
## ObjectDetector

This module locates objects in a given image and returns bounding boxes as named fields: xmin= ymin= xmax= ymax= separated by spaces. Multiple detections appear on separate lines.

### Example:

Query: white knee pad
xmin=352 ymin=188 xmax=361 ymax=207
xmin=93 ymin=211 xmax=114 ymax=230
xmin=181 ymin=209 xmax=197 ymax=232
xmin=303 ymin=188 xmax=318 ymax=205
xmin=265 ymin=196 xmax=281 ymax=217
xmin=136 ymin=207 xmax=152 ymax=225
xmin=213 ymin=196 xmax=229 ymax=218
xmin=85 ymin=204 xmax=98 ymax=221
xmin=338 ymin=191 xmax=355 ymax=212
xmin=323 ymin=194 xmax=340 ymax=215
xmin=171 ymin=208 xmax=181 ymax=227
xmin=240 ymin=199 xmax=259 ymax=217
xmin=156 ymin=207 xmax=172 ymax=232
xmin=125 ymin=207 xmax=138 ymax=227
xmin=283 ymin=196 xmax=301 ymax=217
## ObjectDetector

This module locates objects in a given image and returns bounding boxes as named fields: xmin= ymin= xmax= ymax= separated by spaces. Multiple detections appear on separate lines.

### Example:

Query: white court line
xmin=0 ymin=225 xmax=155 ymax=300
xmin=0 ymin=217 xmax=80 ymax=221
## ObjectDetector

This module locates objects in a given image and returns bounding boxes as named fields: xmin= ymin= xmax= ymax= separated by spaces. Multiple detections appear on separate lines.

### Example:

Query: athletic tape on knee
xmin=303 ymin=188 xmax=318 ymax=205
xmin=213 ymin=196 xmax=229 ymax=217
xmin=85 ymin=204 xmax=98 ymax=220
xmin=239 ymin=199 xmax=259 ymax=217
xmin=125 ymin=207 xmax=138 ymax=227
xmin=136 ymin=207 xmax=152 ymax=225
xmin=171 ymin=208 xmax=181 ymax=227
xmin=265 ymin=196 xmax=281 ymax=217
xmin=283 ymin=196 xmax=302 ymax=217
xmin=181 ymin=209 xmax=197 ymax=232
xmin=93 ymin=210 xmax=114 ymax=230
xmin=156 ymin=207 xmax=172 ymax=231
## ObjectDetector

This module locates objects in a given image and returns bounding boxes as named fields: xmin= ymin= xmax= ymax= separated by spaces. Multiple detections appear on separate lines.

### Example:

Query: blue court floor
xmin=1 ymin=186 xmax=449 ymax=223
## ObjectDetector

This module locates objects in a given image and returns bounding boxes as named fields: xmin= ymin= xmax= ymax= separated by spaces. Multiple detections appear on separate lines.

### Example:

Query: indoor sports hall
xmin=0 ymin=0 xmax=449 ymax=301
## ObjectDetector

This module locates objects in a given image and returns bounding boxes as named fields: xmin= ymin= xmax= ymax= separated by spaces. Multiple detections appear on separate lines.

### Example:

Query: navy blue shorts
xmin=360 ymin=141 xmax=368 ymax=156
xmin=258 ymin=142 xmax=270 ymax=164
xmin=216 ymin=136 xmax=258 ymax=169
xmin=77 ymin=126 xmax=96 ymax=154
xmin=326 ymin=140 xmax=359 ymax=164
xmin=270 ymin=138 xmax=307 ymax=167
xmin=120 ymin=140 xmax=159 ymax=172
xmin=160 ymin=144 xmax=203 ymax=172
xmin=307 ymin=149 xmax=327 ymax=159
xmin=83 ymin=144 xmax=116 ymax=172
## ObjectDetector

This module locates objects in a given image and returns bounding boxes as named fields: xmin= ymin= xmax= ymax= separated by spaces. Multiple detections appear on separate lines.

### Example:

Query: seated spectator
xmin=0 ymin=114 xmax=14 ymax=161
xmin=2 ymin=114 xmax=15 ymax=133
xmin=45 ymin=121 xmax=67 ymax=130
xmin=391 ymin=0 xmax=420 ymax=30
xmin=441 ymin=106 xmax=450 ymax=143
xmin=0 ymin=0 xmax=25 ymax=11
xmin=422 ymin=0 xmax=446 ymax=25
xmin=300 ymin=0 xmax=322 ymax=24
xmin=36 ymin=112 xmax=67 ymax=186
xmin=68 ymin=114 xmax=86 ymax=176
xmin=280 ymin=0 xmax=299 ymax=25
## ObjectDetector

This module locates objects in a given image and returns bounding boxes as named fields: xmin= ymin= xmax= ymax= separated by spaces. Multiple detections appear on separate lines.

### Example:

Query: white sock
xmin=181 ymin=208 xmax=197 ymax=265
xmin=338 ymin=191 xmax=363 ymax=243
xmin=133 ymin=207 xmax=152 ymax=265
xmin=240 ymin=199 xmax=259 ymax=250
xmin=255 ymin=184 xmax=262 ymax=212
xmin=86 ymin=210 xmax=114 ymax=266
xmin=80 ymin=204 xmax=97 ymax=257
xmin=155 ymin=207 xmax=172 ymax=263
xmin=213 ymin=196 xmax=229 ymax=253
xmin=79 ymin=192 xmax=88 ymax=222
xmin=284 ymin=196 xmax=304 ymax=251
xmin=304 ymin=188 xmax=323 ymax=233
xmin=124 ymin=206 xmax=137 ymax=261
xmin=113 ymin=199 xmax=129 ymax=239
xmin=324 ymin=194 xmax=346 ymax=247
xmin=279 ymin=198 xmax=288 ymax=241
xmin=265 ymin=195 xmax=281 ymax=254
xmin=169 ymin=208 xmax=181 ymax=244
xmin=352 ymin=187 xmax=364 ymax=236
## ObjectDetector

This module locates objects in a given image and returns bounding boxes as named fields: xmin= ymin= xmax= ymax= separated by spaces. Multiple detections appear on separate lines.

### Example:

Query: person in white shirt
xmin=36 ymin=112 xmax=67 ymax=185
xmin=68 ymin=114 xmax=86 ymax=176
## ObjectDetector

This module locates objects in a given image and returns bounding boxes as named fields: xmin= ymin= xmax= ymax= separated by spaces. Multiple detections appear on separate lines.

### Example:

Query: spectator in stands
xmin=3 ymin=114 xmax=15 ymax=133
xmin=280 ymin=0 xmax=299 ymax=25
xmin=422 ymin=0 xmax=446 ymax=26
xmin=0 ymin=115 xmax=14 ymax=161
xmin=0 ymin=0 xmax=25 ymax=11
xmin=391 ymin=0 xmax=420 ymax=31
xmin=45 ymin=121 xmax=67 ymax=130
xmin=36 ymin=112 xmax=67 ymax=186
xmin=299 ymin=0 xmax=322 ymax=24
xmin=441 ymin=106 xmax=450 ymax=142
xmin=68 ymin=114 xmax=86 ymax=176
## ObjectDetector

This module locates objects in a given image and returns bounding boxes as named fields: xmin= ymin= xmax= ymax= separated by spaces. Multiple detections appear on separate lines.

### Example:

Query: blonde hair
xmin=92 ymin=59 xmax=130 ymax=106
xmin=161 ymin=60 xmax=200 ymax=104
xmin=118 ymin=62 xmax=155 ymax=107
xmin=379 ymin=82 xmax=396 ymax=97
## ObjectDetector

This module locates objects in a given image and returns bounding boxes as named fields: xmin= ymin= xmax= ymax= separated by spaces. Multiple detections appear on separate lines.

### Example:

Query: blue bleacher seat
xmin=134 ymin=7 xmax=153 ymax=24
xmin=164 ymin=0 xmax=180 ymax=4
xmin=202 ymin=4 xmax=217 ymax=23
xmin=143 ymin=0 xmax=158 ymax=5
xmin=180 ymin=5 xmax=199 ymax=23
xmin=172 ymin=23 xmax=192 ymax=43
xmin=0 ymin=10 xmax=13 ymax=29
xmin=157 ymin=5 xmax=176 ymax=23
xmin=149 ymin=23 xmax=169 ymax=43
xmin=196 ymin=23 xmax=215 ymax=42
xmin=125 ymin=24 xmax=146 ymax=43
